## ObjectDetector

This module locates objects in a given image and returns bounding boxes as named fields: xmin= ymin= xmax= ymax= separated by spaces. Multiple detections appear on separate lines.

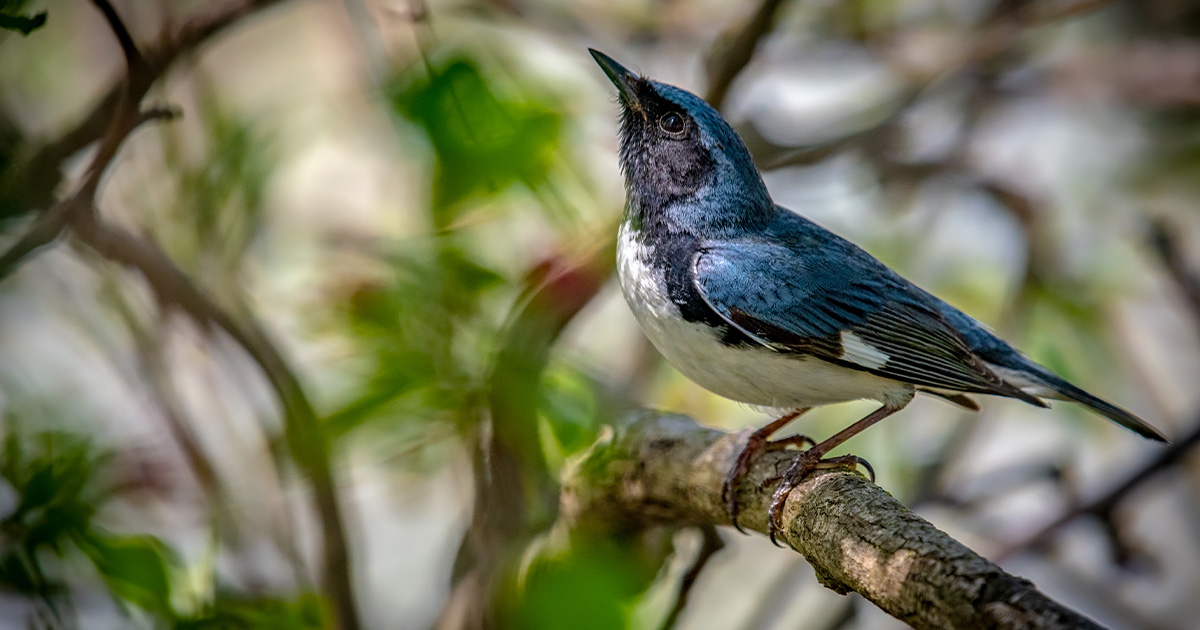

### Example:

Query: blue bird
xmin=589 ymin=49 xmax=1169 ymax=541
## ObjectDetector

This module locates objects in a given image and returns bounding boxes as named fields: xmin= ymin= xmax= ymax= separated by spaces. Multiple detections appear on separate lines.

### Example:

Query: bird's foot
xmin=722 ymin=432 xmax=815 ymax=534
xmin=765 ymin=452 xmax=874 ymax=547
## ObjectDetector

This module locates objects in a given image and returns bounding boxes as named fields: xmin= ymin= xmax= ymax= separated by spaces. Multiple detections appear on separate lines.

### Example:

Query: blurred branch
xmin=91 ymin=0 xmax=145 ymax=71
xmin=997 ymin=418 xmax=1200 ymax=562
xmin=1149 ymin=218 xmax=1200 ymax=331
xmin=1 ymin=0 xmax=280 ymax=275
xmin=70 ymin=215 xmax=361 ymax=630
xmin=705 ymin=0 xmax=789 ymax=110
xmin=0 ymin=0 xmax=181 ymax=279
xmin=2 ymin=0 xmax=288 ymax=215
xmin=442 ymin=239 xmax=615 ymax=629
xmin=1 ymin=0 xmax=356 ymax=625
xmin=744 ymin=0 xmax=1118 ymax=172
xmin=0 ymin=100 xmax=177 ymax=280
xmin=560 ymin=411 xmax=1106 ymax=630
xmin=736 ymin=561 xmax=809 ymax=630
xmin=658 ymin=525 xmax=724 ymax=630
xmin=124 ymin=306 xmax=227 ymax=520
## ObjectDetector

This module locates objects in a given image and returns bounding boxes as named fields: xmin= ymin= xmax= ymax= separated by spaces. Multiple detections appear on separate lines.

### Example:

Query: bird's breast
xmin=616 ymin=221 xmax=905 ymax=408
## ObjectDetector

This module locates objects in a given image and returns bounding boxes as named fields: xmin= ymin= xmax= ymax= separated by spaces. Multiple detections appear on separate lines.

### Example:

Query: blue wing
xmin=691 ymin=238 xmax=1044 ymax=404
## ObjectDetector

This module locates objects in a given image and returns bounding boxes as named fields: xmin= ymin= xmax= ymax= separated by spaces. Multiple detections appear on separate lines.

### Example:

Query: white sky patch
xmin=840 ymin=331 xmax=889 ymax=369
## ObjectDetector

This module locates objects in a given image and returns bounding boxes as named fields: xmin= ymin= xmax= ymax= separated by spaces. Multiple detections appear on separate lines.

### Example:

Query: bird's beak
xmin=589 ymin=49 xmax=642 ymax=113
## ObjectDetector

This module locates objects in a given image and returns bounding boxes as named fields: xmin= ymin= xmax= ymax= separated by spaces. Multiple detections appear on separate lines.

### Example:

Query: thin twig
xmin=705 ymin=0 xmax=789 ymax=110
xmin=105 ymin=284 xmax=238 ymax=543
xmin=0 ymin=195 xmax=87 ymax=279
xmin=70 ymin=216 xmax=361 ymax=630
xmin=7 ymin=0 xmax=287 ymax=214
xmin=90 ymin=0 xmax=146 ymax=71
xmin=1149 ymin=218 xmax=1200 ymax=333
xmin=658 ymin=525 xmax=725 ymax=630
xmin=0 ymin=102 xmax=180 ymax=281
xmin=997 ymin=418 xmax=1200 ymax=561
xmin=138 ymin=106 xmax=182 ymax=125
xmin=1 ymin=4 xmax=274 ymax=280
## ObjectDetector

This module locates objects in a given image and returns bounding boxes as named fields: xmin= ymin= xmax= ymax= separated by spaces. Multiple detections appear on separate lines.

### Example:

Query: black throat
xmin=618 ymin=91 xmax=717 ymax=231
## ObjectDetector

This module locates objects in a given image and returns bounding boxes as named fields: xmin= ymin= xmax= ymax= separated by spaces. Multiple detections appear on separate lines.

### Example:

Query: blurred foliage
xmin=0 ymin=423 xmax=330 ymax=628
xmin=153 ymin=98 xmax=272 ymax=290
xmin=77 ymin=534 xmax=175 ymax=619
xmin=538 ymin=363 xmax=601 ymax=470
xmin=328 ymin=51 xmax=603 ymax=476
xmin=176 ymin=592 xmax=328 ymax=630
xmin=0 ymin=425 xmax=175 ymax=623
xmin=0 ymin=1 xmax=46 ymax=36
xmin=501 ymin=538 xmax=659 ymax=630
xmin=389 ymin=57 xmax=561 ymax=227
xmin=0 ymin=427 xmax=109 ymax=617
xmin=328 ymin=244 xmax=504 ymax=439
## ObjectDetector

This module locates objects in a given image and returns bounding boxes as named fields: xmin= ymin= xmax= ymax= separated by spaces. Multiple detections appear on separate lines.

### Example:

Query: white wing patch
xmin=840 ymin=331 xmax=889 ymax=369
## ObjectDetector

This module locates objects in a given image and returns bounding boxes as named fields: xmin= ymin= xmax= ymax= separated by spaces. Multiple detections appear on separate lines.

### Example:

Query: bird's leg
xmin=755 ymin=434 xmax=823 ymax=488
xmin=722 ymin=408 xmax=811 ymax=534
xmin=765 ymin=403 xmax=905 ymax=546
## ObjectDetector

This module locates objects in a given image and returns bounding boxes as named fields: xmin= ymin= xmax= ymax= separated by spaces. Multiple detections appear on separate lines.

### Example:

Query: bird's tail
xmin=1020 ymin=365 xmax=1168 ymax=443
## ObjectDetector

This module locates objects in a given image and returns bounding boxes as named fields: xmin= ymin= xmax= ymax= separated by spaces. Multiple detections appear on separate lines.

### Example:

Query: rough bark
xmin=559 ymin=410 xmax=1105 ymax=630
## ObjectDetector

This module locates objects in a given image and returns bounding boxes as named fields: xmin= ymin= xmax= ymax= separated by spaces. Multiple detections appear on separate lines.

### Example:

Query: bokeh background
xmin=2 ymin=0 xmax=1200 ymax=628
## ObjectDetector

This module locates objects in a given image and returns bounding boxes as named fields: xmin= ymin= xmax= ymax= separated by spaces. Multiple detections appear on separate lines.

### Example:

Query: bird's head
xmin=590 ymin=49 xmax=772 ymax=234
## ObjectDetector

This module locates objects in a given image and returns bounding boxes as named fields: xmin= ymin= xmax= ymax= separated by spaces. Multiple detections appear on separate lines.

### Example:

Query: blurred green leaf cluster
xmin=389 ymin=57 xmax=561 ymax=226
xmin=502 ymin=539 xmax=656 ymax=630
xmin=328 ymin=243 xmax=505 ymax=439
xmin=329 ymin=52 xmax=602 ymax=467
xmin=0 ymin=427 xmax=108 ymax=614
xmin=0 ymin=426 xmax=181 ymax=622
xmin=76 ymin=534 xmax=175 ymax=619
xmin=0 ymin=423 xmax=328 ymax=628
xmin=538 ymin=363 xmax=601 ymax=469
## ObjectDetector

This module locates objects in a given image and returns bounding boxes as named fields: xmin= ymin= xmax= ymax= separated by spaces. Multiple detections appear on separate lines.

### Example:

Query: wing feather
xmin=692 ymin=243 xmax=1045 ymax=405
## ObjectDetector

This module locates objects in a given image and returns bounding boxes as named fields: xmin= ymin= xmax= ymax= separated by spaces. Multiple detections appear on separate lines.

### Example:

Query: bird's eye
xmin=658 ymin=112 xmax=685 ymax=135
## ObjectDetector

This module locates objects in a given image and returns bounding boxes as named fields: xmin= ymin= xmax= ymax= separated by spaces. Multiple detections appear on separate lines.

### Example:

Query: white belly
xmin=617 ymin=223 xmax=907 ymax=408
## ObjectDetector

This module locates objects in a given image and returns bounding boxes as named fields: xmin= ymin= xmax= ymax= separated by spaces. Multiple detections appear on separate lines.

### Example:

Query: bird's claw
xmin=722 ymin=433 xmax=765 ymax=535
xmin=723 ymin=433 xmax=816 ymax=534
xmin=844 ymin=455 xmax=875 ymax=483
xmin=768 ymin=433 xmax=817 ymax=451
xmin=766 ymin=451 xmax=875 ymax=546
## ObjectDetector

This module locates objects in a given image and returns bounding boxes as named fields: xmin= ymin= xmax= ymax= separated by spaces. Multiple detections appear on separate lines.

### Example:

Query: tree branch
xmin=3 ymin=0 xmax=287 ymax=215
xmin=658 ymin=525 xmax=724 ymax=630
xmin=997 ymin=418 xmax=1200 ymax=562
xmin=90 ymin=0 xmax=145 ymax=71
xmin=70 ymin=215 xmax=361 ymax=630
xmin=440 ymin=239 xmax=615 ymax=629
xmin=705 ymin=0 xmax=789 ymax=110
xmin=560 ymin=411 xmax=1106 ymax=630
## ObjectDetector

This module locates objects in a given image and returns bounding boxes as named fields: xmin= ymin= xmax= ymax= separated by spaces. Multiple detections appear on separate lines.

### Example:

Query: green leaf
xmin=328 ymin=242 xmax=506 ymax=436
xmin=1 ymin=428 xmax=103 ymax=553
xmin=79 ymin=532 xmax=175 ymax=618
xmin=389 ymin=57 xmax=561 ymax=225
xmin=539 ymin=364 xmax=599 ymax=458
xmin=0 ymin=7 xmax=46 ymax=36
xmin=503 ymin=542 xmax=651 ymax=630
xmin=176 ymin=591 xmax=329 ymax=629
